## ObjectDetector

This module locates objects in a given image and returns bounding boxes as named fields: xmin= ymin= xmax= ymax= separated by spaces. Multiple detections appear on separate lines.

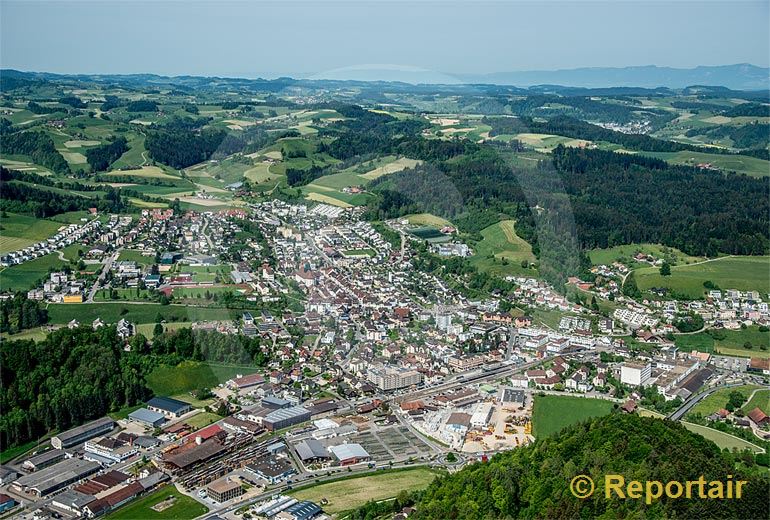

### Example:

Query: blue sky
xmin=1 ymin=1 xmax=767 ymax=79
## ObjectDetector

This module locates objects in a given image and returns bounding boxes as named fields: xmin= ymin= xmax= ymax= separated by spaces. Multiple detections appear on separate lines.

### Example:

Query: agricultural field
xmin=642 ymin=150 xmax=770 ymax=178
xmin=46 ymin=302 xmax=248 ymax=325
xmin=0 ymin=213 xmax=66 ymax=254
xmin=531 ymin=395 xmax=614 ymax=438
xmin=635 ymin=256 xmax=770 ymax=298
xmin=290 ymin=468 xmax=442 ymax=514
xmin=681 ymin=422 xmax=764 ymax=454
xmin=0 ymin=253 xmax=68 ymax=291
xmin=589 ymin=243 xmax=703 ymax=267
xmin=743 ymin=389 xmax=770 ymax=415
xmin=495 ymin=132 xmax=591 ymax=151
xmin=146 ymin=360 xmax=260 ymax=395
xmin=105 ymin=485 xmax=208 ymax=520
xmin=468 ymin=220 xmax=537 ymax=277
xmin=403 ymin=213 xmax=453 ymax=227
xmin=676 ymin=327 xmax=770 ymax=358
xmin=686 ymin=385 xmax=762 ymax=418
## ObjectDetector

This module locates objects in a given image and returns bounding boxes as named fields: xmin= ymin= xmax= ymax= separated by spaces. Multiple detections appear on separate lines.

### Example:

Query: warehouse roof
xmin=128 ymin=408 xmax=166 ymax=424
xmin=295 ymin=439 xmax=330 ymax=461
xmin=329 ymin=443 xmax=369 ymax=461
xmin=54 ymin=417 xmax=114 ymax=444
xmin=147 ymin=396 xmax=190 ymax=414
xmin=264 ymin=405 xmax=310 ymax=423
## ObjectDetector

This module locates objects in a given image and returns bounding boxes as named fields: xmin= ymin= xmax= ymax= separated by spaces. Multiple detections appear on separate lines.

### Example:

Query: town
xmin=1 ymin=198 xmax=768 ymax=520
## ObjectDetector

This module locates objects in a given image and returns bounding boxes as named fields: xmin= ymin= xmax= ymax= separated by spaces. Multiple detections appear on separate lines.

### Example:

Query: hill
xmin=407 ymin=414 xmax=769 ymax=519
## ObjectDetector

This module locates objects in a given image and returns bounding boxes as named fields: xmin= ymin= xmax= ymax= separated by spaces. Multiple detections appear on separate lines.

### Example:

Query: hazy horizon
xmin=1 ymin=1 xmax=768 ymax=82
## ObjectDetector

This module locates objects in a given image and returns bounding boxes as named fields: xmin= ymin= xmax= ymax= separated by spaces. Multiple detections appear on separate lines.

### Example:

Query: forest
xmin=0 ymin=325 xmax=270 ymax=450
xmin=0 ymin=293 xmax=48 ymax=334
xmin=0 ymin=123 xmax=70 ymax=174
xmin=145 ymin=127 xmax=227 ymax=168
xmin=398 ymin=414 xmax=769 ymax=519
xmin=0 ymin=167 xmax=125 ymax=217
xmin=85 ymin=136 xmax=129 ymax=171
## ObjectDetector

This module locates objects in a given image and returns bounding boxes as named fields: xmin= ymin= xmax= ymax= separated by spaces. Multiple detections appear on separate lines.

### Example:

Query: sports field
xmin=532 ymin=395 xmax=614 ymax=438
xmin=290 ymin=468 xmax=442 ymax=514
xmin=635 ymin=256 xmax=770 ymax=297
xmin=105 ymin=485 xmax=208 ymax=520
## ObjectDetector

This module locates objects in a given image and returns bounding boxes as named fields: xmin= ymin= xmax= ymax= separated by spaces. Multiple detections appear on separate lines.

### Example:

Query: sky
xmin=1 ymin=0 xmax=768 ymax=80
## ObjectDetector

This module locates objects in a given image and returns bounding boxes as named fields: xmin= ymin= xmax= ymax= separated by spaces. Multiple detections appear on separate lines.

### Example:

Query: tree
xmin=153 ymin=322 xmax=164 ymax=337
xmin=659 ymin=262 xmax=671 ymax=276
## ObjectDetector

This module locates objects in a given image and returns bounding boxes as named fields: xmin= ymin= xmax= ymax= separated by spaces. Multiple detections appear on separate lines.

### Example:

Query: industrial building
xmin=281 ymin=500 xmax=323 ymax=520
xmin=13 ymin=458 xmax=101 ymax=497
xmin=147 ymin=396 xmax=192 ymax=418
xmin=470 ymin=402 xmax=494 ymax=429
xmin=128 ymin=408 xmax=167 ymax=427
xmin=206 ymin=477 xmax=244 ymax=503
xmin=51 ymin=417 xmax=115 ymax=449
xmin=263 ymin=406 xmax=311 ymax=431
xmin=295 ymin=439 xmax=331 ymax=463
xmin=245 ymin=456 xmax=295 ymax=484
xmin=22 ymin=449 xmax=66 ymax=472
xmin=328 ymin=443 xmax=370 ymax=466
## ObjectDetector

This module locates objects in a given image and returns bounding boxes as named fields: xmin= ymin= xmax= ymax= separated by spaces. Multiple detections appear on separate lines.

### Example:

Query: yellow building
xmin=63 ymin=294 xmax=83 ymax=304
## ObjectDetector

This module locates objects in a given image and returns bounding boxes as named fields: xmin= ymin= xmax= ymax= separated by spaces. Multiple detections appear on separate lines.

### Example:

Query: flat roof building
xmin=263 ymin=406 xmax=311 ymax=431
xmin=128 ymin=408 xmax=167 ymax=428
xmin=207 ymin=477 xmax=244 ymax=503
xmin=329 ymin=443 xmax=370 ymax=466
xmin=51 ymin=417 xmax=115 ymax=449
xmin=13 ymin=459 xmax=101 ymax=497
xmin=147 ymin=397 xmax=192 ymax=418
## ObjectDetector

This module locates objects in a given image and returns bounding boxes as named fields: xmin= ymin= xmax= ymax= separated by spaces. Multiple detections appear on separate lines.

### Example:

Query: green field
xmin=635 ymin=256 xmax=770 ymax=298
xmin=681 ymin=422 xmax=764 ymax=454
xmin=290 ymin=468 xmax=442 ymax=514
xmin=146 ymin=360 xmax=260 ymax=395
xmin=686 ymin=385 xmax=762 ymax=418
xmin=0 ymin=253 xmax=68 ymax=291
xmin=105 ymin=485 xmax=208 ymax=520
xmin=47 ymin=302 xmax=245 ymax=325
xmin=117 ymin=249 xmax=155 ymax=265
xmin=0 ymin=213 xmax=64 ymax=254
xmin=532 ymin=395 xmax=615 ymax=438
xmin=469 ymin=220 xmax=536 ymax=277
xmin=404 ymin=213 xmax=453 ymax=227
xmin=184 ymin=411 xmax=222 ymax=429
xmin=643 ymin=150 xmax=770 ymax=178
xmin=676 ymin=327 xmax=770 ymax=358
xmin=743 ymin=389 xmax=770 ymax=415
xmin=589 ymin=243 xmax=703 ymax=266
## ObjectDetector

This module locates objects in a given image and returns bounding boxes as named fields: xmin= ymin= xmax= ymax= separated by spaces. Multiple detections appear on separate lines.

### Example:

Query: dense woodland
xmin=400 ymin=414 xmax=770 ymax=519
xmin=0 ymin=122 xmax=70 ymax=174
xmin=85 ymin=136 xmax=129 ymax=171
xmin=145 ymin=127 xmax=227 ymax=168
xmin=0 ymin=167 xmax=125 ymax=217
xmin=0 ymin=325 xmax=269 ymax=449
xmin=0 ymin=293 xmax=48 ymax=334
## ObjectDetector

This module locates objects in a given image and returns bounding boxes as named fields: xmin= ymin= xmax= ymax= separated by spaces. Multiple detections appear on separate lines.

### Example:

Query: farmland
xmin=289 ymin=468 xmax=442 ymax=514
xmin=469 ymin=220 xmax=537 ymax=277
xmin=675 ymin=327 xmax=770 ymax=358
xmin=681 ymin=422 xmax=764 ymax=454
xmin=643 ymin=150 xmax=770 ymax=178
xmin=146 ymin=360 xmax=261 ymax=395
xmin=531 ymin=395 xmax=614 ymax=438
xmin=0 ymin=253 xmax=68 ymax=291
xmin=635 ymin=256 xmax=770 ymax=298
xmin=686 ymin=384 xmax=762 ymax=418
xmin=589 ymin=243 xmax=703 ymax=267
xmin=0 ymin=213 xmax=65 ymax=254
xmin=46 ymin=302 xmax=249 ymax=325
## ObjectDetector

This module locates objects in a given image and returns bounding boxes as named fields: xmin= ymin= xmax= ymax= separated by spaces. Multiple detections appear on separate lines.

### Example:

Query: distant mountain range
xmin=455 ymin=63 xmax=769 ymax=90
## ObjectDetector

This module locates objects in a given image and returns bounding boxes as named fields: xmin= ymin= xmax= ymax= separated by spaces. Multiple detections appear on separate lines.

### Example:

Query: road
xmin=86 ymin=250 xmax=120 ymax=302
xmin=668 ymin=383 xmax=740 ymax=421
